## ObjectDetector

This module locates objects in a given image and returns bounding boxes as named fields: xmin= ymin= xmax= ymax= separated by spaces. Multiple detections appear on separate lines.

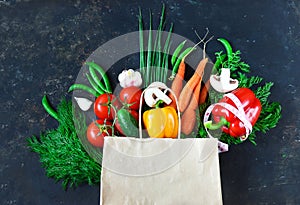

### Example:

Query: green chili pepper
xmin=171 ymin=40 xmax=186 ymax=66
xmin=217 ymin=38 xmax=233 ymax=61
xmin=85 ymin=73 xmax=104 ymax=95
xmin=171 ymin=47 xmax=196 ymax=77
xmin=42 ymin=95 xmax=59 ymax=120
xmin=68 ymin=84 xmax=99 ymax=97
xmin=86 ymin=62 xmax=112 ymax=93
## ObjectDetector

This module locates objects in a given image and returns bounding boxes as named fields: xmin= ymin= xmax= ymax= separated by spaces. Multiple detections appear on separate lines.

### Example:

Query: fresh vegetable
xmin=68 ymin=62 xmax=112 ymax=97
xmin=139 ymin=5 xmax=173 ymax=86
xmin=181 ymin=78 xmax=202 ymax=135
xmin=85 ymin=73 xmax=105 ymax=95
xmin=115 ymin=109 xmax=139 ymax=136
xmin=87 ymin=119 xmax=113 ymax=147
xmin=42 ymin=95 xmax=59 ymax=120
xmin=171 ymin=40 xmax=186 ymax=65
xmin=171 ymin=47 xmax=196 ymax=77
xmin=212 ymin=54 xmax=226 ymax=74
xmin=116 ymin=108 xmax=139 ymax=137
xmin=68 ymin=84 xmax=99 ymax=97
xmin=143 ymin=103 xmax=178 ymax=138
xmin=94 ymin=93 xmax=120 ymax=120
xmin=119 ymin=86 xmax=142 ymax=110
xmin=169 ymin=39 xmax=202 ymax=108
xmin=217 ymin=38 xmax=233 ymax=62
xmin=28 ymin=99 xmax=101 ymax=189
xmin=205 ymin=88 xmax=262 ymax=138
xmin=199 ymin=80 xmax=210 ymax=104
xmin=88 ymin=67 xmax=108 ymax=94
xmin=118 ymin=69 xmax=143 ymax=88
xmin=178 ymin=58 xmax=208 ymax=112
xmin=144 ymin=85 xmax=172 ymax=107
xmin=74 ymin=97 xmax=93 ymax=111
xmin=86 ymin=62 xmax=112 ymax=93
xmin=169 ymin=59 xmax=185 ymax=109
xmin=210 ymin=68 xmax=239 ymax=93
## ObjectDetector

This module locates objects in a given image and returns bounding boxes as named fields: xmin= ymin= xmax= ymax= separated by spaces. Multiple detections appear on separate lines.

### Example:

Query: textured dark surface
xmin=1 ymin=0 xmax=300 ymax=204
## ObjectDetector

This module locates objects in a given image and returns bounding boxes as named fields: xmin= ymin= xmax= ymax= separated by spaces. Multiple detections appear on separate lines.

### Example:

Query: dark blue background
xmin=1 ymin=0 xmax=299 ymax=204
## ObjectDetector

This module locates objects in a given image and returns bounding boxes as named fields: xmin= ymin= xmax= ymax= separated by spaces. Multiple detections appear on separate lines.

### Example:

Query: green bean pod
xmin=88 ymin=66 xmax=109 ymax=93
xmin=171 ymin=40 xmax=186 ymax=66
xmin=42 ymin=95 xmax=59 ymax=120
xmin=68 ymin=84 xmax=99 ymax=97
xmin=86 ymin=62 xmax=112 ymax=93
xmin=86 ymin=73 xmax=104 ymax=95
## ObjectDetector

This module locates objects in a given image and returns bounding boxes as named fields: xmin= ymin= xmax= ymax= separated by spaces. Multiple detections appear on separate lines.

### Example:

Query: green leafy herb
xmin=214 ymin=50 xmax=250 ymax=77
xmin=27 ymin=99 xmax=101 ymax=189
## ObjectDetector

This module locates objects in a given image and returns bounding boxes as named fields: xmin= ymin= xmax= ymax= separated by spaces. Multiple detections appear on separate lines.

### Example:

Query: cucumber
xmin=117 ymin=109 xmax=139 ymax=137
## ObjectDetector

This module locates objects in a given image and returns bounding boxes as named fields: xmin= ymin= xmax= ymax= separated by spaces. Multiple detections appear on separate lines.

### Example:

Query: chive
xmin=146 ymin=9 xmax=152 ymax=87
xmin=161 ymin=24 xmax=173 ymax=83
xmin=151 ymin=30 xmax=158 ymax=82
xmin=138 ymin=8 xmax=145 ymax=80
xmin=156 ymin=4 xmax=165 ymax=82
xmin=163 ymin=43 xmax=171 ymax=83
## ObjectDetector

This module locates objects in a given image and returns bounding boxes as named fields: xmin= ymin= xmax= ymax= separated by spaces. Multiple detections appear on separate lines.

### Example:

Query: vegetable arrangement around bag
xmin=27 ymin=5 xmax=281 ymax=189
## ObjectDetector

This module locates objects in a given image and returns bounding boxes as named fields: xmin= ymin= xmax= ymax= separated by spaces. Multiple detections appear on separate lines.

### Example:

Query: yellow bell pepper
xmin=143 ymin=106 xmax=178 ymax=138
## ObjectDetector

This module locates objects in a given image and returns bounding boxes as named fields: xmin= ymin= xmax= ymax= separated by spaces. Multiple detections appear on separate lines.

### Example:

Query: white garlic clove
xmin=74 ymin=97 xmax=93 ymax=111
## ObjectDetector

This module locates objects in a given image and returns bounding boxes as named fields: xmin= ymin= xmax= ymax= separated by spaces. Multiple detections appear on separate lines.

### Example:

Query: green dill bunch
xmin=27 ymin=99 xmax=101 ymax=189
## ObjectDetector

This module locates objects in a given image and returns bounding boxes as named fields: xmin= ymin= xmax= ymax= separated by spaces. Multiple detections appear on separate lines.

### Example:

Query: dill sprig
xmin=27 ymin=99 xmax=101 ymax=189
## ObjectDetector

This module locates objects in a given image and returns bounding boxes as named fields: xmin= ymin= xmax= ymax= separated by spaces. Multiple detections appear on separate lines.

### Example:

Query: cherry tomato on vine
xmin=86 ymin=119 xmax=112 ymax=147
xmin=119 ymin=86 xmax=142 ymax=110
xmin=94 ymin=93 xmax=120 ymax=120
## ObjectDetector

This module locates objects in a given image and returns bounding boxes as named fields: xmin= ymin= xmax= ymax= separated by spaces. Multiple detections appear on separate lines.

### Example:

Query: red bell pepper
xmin=206 ymin=88 xmax=262 ymax=138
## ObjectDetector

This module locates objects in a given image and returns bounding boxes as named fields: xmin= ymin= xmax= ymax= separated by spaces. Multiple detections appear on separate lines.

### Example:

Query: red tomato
xmin=115 ymin=109 xmax=139 ymax=136
xmin=94 ymin=93 xmax=120 ymax=120
xmin=119 ymin=86 xmax=142 ymax=110
xmin=86 ymin=119 xmax=112 ymax=147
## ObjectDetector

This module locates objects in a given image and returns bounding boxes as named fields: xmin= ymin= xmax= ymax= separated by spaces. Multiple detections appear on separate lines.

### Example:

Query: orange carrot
xmin=189 ymin=78 xmax=202 ymax=110
xmin=181 ymin=109 xmax=196 ymax=135
xmin=169 ymin=59 xmax=186 ymax=109
xmin=181 ymin=80 xmax=202 ymax=135
xmin=199 ymin=79 xmax=210 ymax=104
xmin=178 ymin=57 xmax=208 ymax=112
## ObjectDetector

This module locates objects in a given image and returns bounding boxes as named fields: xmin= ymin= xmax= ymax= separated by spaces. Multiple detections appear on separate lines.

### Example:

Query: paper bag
xmin=100 ymin=82 xmax=223 ymax=205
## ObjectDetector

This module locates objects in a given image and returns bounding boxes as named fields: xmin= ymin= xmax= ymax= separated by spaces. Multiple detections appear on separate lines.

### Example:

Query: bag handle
xmin=138 ymin=82 xmax=181 ymax=139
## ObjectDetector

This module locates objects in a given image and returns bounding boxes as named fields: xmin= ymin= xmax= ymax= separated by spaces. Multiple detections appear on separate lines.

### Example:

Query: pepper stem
xmin=155 ymin=100 xmax=164 ymax=108
xmin=204 ymin=117 xmax=229 ymax=130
